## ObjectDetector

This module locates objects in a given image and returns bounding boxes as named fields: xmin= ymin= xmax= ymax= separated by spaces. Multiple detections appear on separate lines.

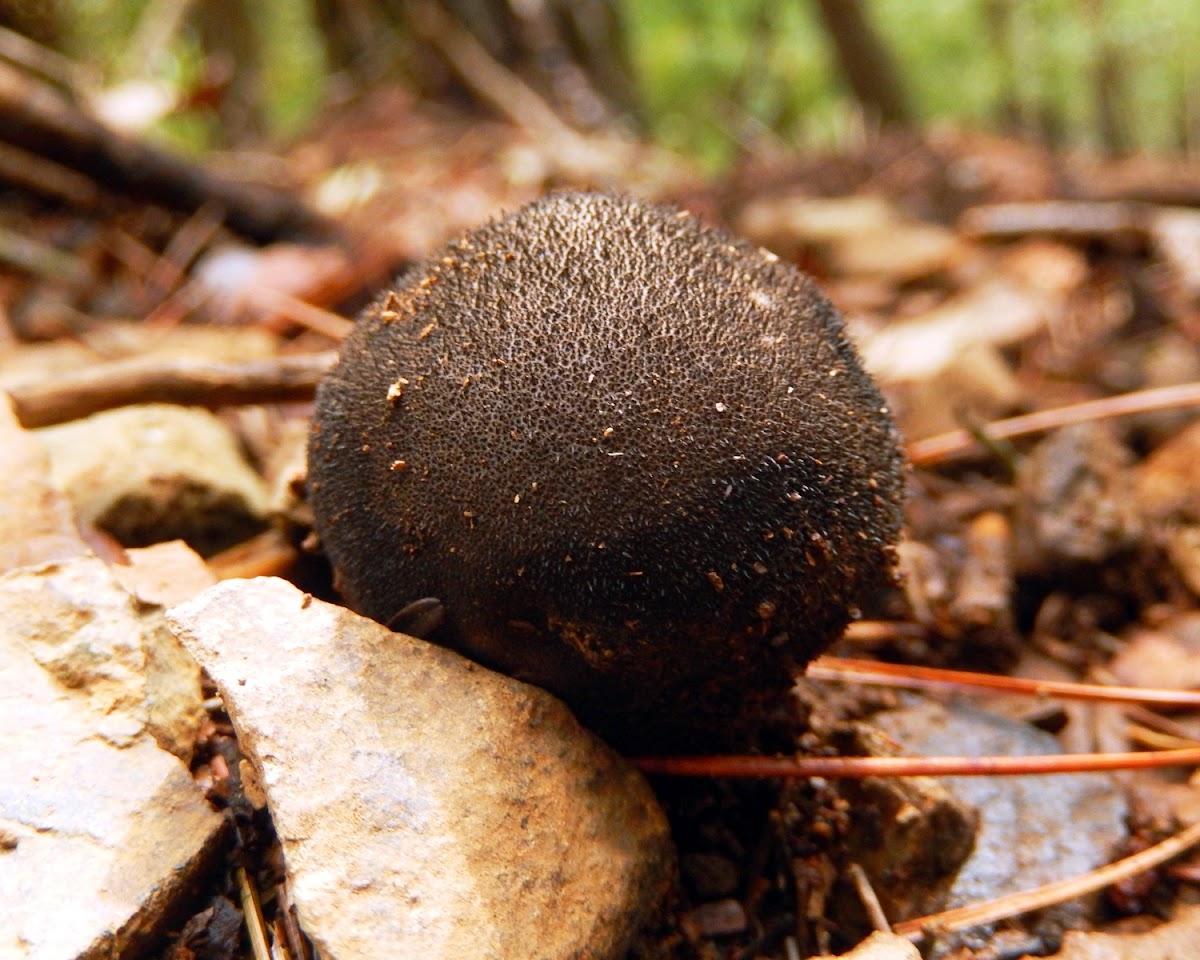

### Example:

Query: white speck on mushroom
xmin=386 ymin=378 xmax=410 ymax=401
xmin=749 ymin=289 xmax=773 ymax=310
xmin=715 ymin=402 xmax=728 ymax=412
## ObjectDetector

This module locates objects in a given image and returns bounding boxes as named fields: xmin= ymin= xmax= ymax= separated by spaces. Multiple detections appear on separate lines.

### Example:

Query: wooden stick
xmin=7 ymin=351 xmax=336 ymax=427
xmin=0 ymin=59 xmax=332 ymax=243
xmin=959 ymin=200 xmax=1148 ymax=242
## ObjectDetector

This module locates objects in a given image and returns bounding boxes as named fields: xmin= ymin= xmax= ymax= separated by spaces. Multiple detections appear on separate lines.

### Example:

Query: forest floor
xmin=4 ymin=80 xmax=1200 ymax=960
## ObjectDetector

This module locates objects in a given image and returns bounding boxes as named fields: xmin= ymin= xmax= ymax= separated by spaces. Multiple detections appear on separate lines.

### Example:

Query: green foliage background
xmin=47 ymin=0 xmax=1200 ymax=168
xmin=627 ymin=0 xmax=1200 ymax=169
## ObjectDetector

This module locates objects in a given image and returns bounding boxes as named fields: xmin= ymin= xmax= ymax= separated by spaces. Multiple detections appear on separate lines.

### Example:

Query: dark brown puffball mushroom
xmin=307 ymin=192 xmax=905 ymax=751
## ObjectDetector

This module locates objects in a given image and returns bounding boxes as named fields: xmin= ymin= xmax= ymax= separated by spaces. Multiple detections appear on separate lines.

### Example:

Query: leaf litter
xmin=1 ymin=86 xmax=1200 ymax=959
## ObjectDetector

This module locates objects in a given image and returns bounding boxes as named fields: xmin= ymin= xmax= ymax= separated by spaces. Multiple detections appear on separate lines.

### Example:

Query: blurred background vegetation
xmin=3 ymin=0 xmax=1198 ymax=171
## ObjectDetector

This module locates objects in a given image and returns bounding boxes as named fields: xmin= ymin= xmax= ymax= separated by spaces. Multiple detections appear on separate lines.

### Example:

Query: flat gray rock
xmin=872 ymin=698 xmax=1128 ymax=936
xmin=167 ymin=577 xmax=674 ymax=960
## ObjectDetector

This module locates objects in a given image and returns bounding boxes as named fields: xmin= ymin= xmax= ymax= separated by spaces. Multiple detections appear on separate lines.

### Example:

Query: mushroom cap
xmin=308 ymin=192 xmax=905 ymax=749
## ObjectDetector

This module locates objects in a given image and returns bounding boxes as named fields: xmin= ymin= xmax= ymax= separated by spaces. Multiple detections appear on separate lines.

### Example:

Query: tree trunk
xmin=812 ymin=0 xmax=913 ymax=128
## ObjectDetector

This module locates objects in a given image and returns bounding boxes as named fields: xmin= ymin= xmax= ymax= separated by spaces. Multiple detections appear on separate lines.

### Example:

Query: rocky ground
xmin=3 ymin=79 xmax=1200 ymax=960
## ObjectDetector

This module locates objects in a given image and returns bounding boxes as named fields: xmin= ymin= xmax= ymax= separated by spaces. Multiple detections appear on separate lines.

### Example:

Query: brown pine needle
xmin=907 ymin=381 xmax=1200 ymax=466
xmin=810 ymin=656 xmax=1200 ymax=708
xmin=892 ymin=817 xmax=1200 ymax=941
xmin=630 ymin=747 xmax=1200 ymax=779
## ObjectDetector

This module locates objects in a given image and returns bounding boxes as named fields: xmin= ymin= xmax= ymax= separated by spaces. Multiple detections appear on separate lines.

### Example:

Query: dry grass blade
xmin=908 ymin=381 xmax=1200 ymax=466
xmin=810 ymin=656 xmax=1200 ymax=708
xmin=847 ymin=862 xmax=892 ymax=933
xmin=243 ymin=286 xmax=355 ymax=340
xmin=892 ymin=818 xmax=1200 ymax=941
xmin=236 ymin=865 xmax=273 ymax=960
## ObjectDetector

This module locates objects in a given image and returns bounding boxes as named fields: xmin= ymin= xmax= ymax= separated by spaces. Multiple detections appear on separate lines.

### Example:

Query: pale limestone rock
xmin=0 ymin=393 xmax=88 ymax=574
xmin=118 ymin=542 xmax=218 ymax=758
xmin=111 ymin=539 xmax=220 ymax=609
xmin=36 ymin=403 xmax=270 ymax=555
xmin=0 ymin=552 xmax=206 ymax=760
xmin=168 ymin=577 xmax=674 ymax=960
xmin=0 ymin=613 xmax=226 ymax=960
xmin=1028 ymin=903 xmax=1200 ymax=960
xmin=812 ymin=931 xmax=921 ymax=960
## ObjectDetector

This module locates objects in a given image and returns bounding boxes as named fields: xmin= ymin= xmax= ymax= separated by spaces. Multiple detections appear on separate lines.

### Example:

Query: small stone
xmin=810 ymin=930 xmax=921 ymax=960
xmin=1016 ymin=423 xmax=1143 ymax=572
xmin=871 ymin=697 xmax=1128 ymax=936
xmin=837 ymin=722 xmax=978 ymax=920
xmin=680 ymin=853 xmax=740 ymax=899
xmin=167 ymin=577 xmax=675 ymax=960
xmin=37 ymin=403 xmax=270 ymax=556
xmin=680 ymin=899 xmax=746 ymax=939
xmin=0 ymin=552 xmax=206 ymax=760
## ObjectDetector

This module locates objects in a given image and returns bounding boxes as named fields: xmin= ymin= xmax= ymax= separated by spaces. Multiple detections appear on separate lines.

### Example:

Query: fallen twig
xmin=6 ymin=351 xmax=337 ymax=427
xmin=0 ymin=222 xmax=91 ymax=285
xmin=959 ymin=200 xmax=1149 ymax=243
xmin=0 ymin=59 xmax=332 ymax=242
xmin=847 ymin=862 xmax=891 ymax=933
xmin=242 ymin=286 xmax=356 ymax=340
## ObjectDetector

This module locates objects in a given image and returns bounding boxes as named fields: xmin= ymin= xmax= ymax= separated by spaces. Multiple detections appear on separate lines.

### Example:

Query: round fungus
xmin=308 ymin=192 xmax=905 ymax=750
